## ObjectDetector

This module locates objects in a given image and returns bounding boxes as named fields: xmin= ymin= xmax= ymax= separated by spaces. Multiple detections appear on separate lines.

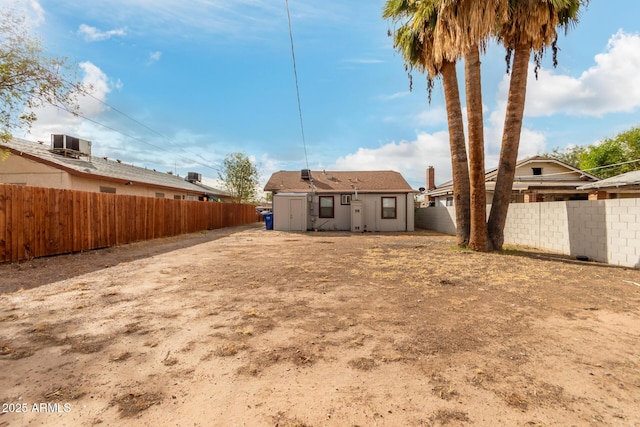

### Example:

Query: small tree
xmin=1 ymin=10 xmax=83 ymax=141
xmin=578 ymin=126 xmax=640 ymax=178
xmin=545 ymin=145 xmax=586 ymax=169
xmin=218 ymin=152 xmax=259 ymax=203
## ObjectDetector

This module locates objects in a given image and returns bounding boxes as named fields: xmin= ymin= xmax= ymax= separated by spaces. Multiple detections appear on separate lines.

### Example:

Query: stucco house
xmin=0 ymin=136 xmax=230 ymax=202
xmin=264 ymin=170 xmax=416 ymax=232
xmin=425 ymin=156 xmax=600 ymax=206
xmin=577 ymin=170 xmax=640 ymax=199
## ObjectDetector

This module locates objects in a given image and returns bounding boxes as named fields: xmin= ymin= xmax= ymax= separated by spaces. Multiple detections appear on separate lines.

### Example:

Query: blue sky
xmin=5 ymin=0 xmax=640 ymax=192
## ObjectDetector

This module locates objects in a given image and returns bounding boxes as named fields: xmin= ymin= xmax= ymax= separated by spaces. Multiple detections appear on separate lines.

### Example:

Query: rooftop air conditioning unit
xmin=301 ymin=169 xmax=311 ymax=180
xmin=186 ymin=172 xmax=202 ymax=183
xmin=51 ymin=134 xmax=92 ymax=158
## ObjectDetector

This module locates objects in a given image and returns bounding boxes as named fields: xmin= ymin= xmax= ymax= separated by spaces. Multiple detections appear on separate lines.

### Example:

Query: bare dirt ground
xmin=1 ymin=223 xmax=639 ymax=427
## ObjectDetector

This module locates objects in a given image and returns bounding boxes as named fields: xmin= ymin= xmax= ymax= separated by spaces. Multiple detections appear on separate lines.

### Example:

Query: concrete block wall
xmin=415 ymin=205 xmax=457 ymax=236
xmin=415 ymin=199 xmax=640 ymax=268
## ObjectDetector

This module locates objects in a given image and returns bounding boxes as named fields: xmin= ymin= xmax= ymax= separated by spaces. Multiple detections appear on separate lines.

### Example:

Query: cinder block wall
xmin=415 ymin=205 xmax=457 ymax=236
xmin=416 ymin=199 xmax=640 ymax=268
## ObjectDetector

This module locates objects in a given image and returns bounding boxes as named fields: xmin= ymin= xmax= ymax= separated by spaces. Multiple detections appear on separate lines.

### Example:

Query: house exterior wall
xmin=66 ymin=175 xmax=195 ymax=200
xmin=512 ymin=160 xmax=570 ymax=179
xmin=0 ymin=154 xmax=71 ymax=188
xmin=416 ymin=199 xmax=640 ymax=268
xmin=0 ymin=154 xmax=197 ymax=199
xmin=430 ymin=160 xmax=594 ymax=206
xmin=311 ymin=193 xmax=413 ymax=232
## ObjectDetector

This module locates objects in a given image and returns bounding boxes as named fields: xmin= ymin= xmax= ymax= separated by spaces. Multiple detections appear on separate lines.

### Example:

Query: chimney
xmin=426 ymin=166 xmax=436 ymax=190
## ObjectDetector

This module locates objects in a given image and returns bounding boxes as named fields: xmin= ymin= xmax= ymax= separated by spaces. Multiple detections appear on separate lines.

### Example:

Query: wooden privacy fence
xmin=0 ymin=185 xmax=257 ymax=262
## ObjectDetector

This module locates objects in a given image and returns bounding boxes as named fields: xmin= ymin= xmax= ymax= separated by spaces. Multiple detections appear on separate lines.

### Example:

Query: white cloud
xmin=148 ymin=51 xmax=162 ymax=64
xmin=78 ymin=62 xmax=111 ymax=114
xmin=414 ymin=106 xmax=447 ymax=127
xmin=0 ymin=0 xmax=45 ymax=27
xmin=521 ymin=31 xmax=640 ymax=117
xmin=23 ymin=62 xmax=111 ymax=141
xmin=55 ymin=0 xmax=346 ymax=42
xmin=78 ymin=24 xmax=126 ymax=42
xmin=379 ymin=91 xmax=410 ymax=101
xmin=333 ymin=131 xmax=452 ymax=188
xmin=344 ymin=58 xmax=384 ymax=64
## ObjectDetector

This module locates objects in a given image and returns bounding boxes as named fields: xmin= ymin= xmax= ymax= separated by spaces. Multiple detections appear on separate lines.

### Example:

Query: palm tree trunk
xmin=465 ymin=44 xmax=488 ymax=251
xmin=441 ymin=60 xmax=470 ymax=246
xmin=487 ymin=43 xmax=531 ymax=250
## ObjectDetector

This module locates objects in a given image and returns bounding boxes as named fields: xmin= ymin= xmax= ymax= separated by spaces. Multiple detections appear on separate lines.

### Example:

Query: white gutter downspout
xmin=405 ymin=192 xmax=408 ymax=232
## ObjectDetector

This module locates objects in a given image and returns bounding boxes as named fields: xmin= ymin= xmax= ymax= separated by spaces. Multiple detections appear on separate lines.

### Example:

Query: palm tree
xmin=464 ymin=43 xmax=488 ymax=251
xmin=385 ymin=0 xmax=505 ymax=250
xmin=384 ymin=0 xmax=471 ymax=246
xmin=487 ymin=0 xmax=587 ymax=250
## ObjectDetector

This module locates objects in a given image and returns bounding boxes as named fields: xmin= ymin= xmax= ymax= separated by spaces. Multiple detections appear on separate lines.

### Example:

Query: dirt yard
xmin=1 ymin=223 xmax=639 ymax=426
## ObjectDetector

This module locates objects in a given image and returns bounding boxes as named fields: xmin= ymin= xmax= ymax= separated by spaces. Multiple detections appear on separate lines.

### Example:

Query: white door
xmin=289 ymin=198 xmax=304 ymax=231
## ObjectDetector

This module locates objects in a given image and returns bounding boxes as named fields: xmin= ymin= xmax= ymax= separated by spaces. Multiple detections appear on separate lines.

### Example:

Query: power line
xmin=78 ymin=89 xmax=221 ymax=171
xmin=285 ymin=0 xmax=310 ymax=172
xmin=5 ymin=39 xmax=222 ymax=175
xmin=48 ymin=101 xmax=220 ymax=173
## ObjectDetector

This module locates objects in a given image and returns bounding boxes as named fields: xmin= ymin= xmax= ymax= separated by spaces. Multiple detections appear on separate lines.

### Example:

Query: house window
xmin=100 ymin=186 xmax=116 ymax=194
xmin=155 ymin=192 xmax=165 ymax=198
xmin=381 ymin=197 xmax=397 ymax=219
xmin=174 ymin=195 xmax=183 ymax=200
xmin=445 ymin=196 xmax=454 ymax=206
xmin=341 ymin=194 xmax=351 ymax=205
xmin=532 ymin=167 xmax=543 ymax=176
xmin=319 ymin=196 xmax=334 ymax=218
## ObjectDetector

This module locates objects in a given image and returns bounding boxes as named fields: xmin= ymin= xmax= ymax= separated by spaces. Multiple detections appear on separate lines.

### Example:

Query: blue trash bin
xmin=263 ymin=213 xmax=273 ymax=230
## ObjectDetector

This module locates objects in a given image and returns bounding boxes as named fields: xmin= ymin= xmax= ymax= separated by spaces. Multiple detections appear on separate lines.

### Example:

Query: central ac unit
xmin=51 ymin=134 xmax=92 ymax=157
xmin=186 ymin=172 xmax=202 ymax=183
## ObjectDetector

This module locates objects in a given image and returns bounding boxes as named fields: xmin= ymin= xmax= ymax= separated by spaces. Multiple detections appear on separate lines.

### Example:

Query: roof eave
xmin=7 ymin=147 xmax=205 ymax=195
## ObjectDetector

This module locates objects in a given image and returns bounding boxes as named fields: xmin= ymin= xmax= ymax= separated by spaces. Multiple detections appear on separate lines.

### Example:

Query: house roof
xmin=264 ymin=170 xmax=415 ymax=193
xmin=484 ymin=156 xmax=600 ymax=182
xmin=2 ymin=137 xmax=229 ymax=197
xmin=577 ymin=170 xmax=640 ymax=190
xmin=427 ymin=156 xmax=599 ymax=197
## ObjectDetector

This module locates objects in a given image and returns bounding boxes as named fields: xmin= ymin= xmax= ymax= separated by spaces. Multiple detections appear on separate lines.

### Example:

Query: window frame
xmin=532 ymin=167 xmax=543 ymax=176
xmin=341 ymin=194 xmax=351 ymax=205
xmin=381 ymin=196 xmax=397 ymax=219
xmin=319 ymin=196 xmax=335 ymax=218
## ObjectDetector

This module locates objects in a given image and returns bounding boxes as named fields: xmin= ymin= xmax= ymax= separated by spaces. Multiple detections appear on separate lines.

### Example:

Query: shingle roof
xmin=577 ymin=170 xmax=640 ymax=190
xmin=427 ymin=156 xmax=599 ymax=197
xmin=3 ymin=137 xmax=228 ymax=196
xmin=264 ymin=170 xmax=415 ymax=193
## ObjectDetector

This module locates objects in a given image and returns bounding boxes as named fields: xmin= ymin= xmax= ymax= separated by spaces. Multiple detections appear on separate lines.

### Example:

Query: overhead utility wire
xmin=285 ymin=0 xmax=310 ymax=172
xmin=49 ymin=72 xmax=221 ymax=172
xmin=78 ymin=90 xmax=220 ymax=171
xmin=9 ymin=50 xmax=220 ymax=175
xmin=48 ymin=101 xmax=220 ymax=173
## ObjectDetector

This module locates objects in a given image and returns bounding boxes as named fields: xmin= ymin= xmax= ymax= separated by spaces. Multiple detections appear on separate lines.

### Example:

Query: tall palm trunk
xmin=487 ymin=43 xmax=531 ymax=250
xmin=465 ymin=44 xmax=488 ymax=251
xmin=441 ymin=60 xmax=471 ymax=246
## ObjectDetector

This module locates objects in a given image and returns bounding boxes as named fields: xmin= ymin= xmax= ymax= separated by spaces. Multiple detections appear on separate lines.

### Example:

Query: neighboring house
xmin=0 ymin=136 xmax=231 ymax=201
xmin=426 ymin=156 xmax=600 ymax=206
xmin=264 ymin=170 xmax=416 ymax=232
xmin=577 ymin=170 xmax=640 ymax=199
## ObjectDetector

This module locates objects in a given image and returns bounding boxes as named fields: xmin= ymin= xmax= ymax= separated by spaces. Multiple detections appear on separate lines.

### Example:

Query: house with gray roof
xmin=425 ymin=156 xmax=599 ymax=206
xmin=0 ymin=136 xmax=230 ymax=202
xmin=577 ymin=170 xmax=640 ymax=199
xmin=264 ymin=169 xmax=416 ymax=232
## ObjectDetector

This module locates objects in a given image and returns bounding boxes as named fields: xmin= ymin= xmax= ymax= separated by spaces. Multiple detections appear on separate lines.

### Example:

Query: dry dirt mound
xmin=1 ymin=225 xmax=639 ymax=426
